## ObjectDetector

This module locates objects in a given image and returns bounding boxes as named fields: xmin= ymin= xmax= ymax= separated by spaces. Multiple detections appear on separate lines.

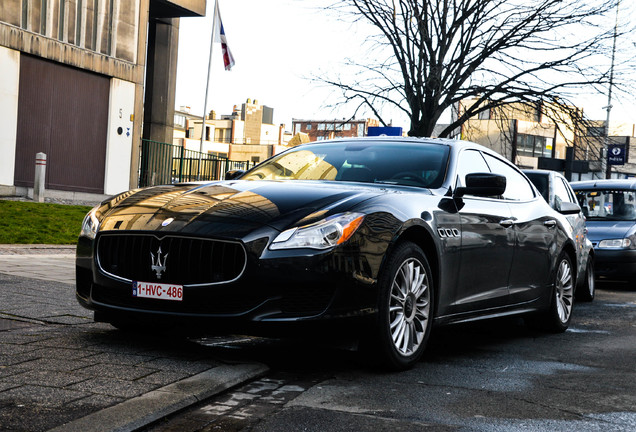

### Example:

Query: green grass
xmin=0 ymin=200 xmax=93 ymax=244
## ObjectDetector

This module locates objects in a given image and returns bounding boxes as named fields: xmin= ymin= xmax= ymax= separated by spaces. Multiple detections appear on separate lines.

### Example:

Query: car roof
xmin=570 ymin=179 xmax=636 ymax=190
xmin=523 ymin=169 xmax=556 ymax=175
xmin=299 ymin=136 xmax=498 ymax=154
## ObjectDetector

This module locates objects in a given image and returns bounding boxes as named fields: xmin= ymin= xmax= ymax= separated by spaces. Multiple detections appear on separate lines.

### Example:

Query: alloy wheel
xmin=555 ymin=258 xmax=574 ymax=323
xmin=389 ymin=258 xmax=431 ymax=356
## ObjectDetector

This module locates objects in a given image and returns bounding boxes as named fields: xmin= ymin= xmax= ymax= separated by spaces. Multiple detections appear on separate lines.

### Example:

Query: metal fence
xmin=139 ymin=139 xmax=255 ymax=187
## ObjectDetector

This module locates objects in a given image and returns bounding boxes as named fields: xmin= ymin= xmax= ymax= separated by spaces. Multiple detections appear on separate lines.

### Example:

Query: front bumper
xmin=75 ymin=235 xmax=380 ymax=329
xmin=593 ymin=248 xmax=636 ymax=282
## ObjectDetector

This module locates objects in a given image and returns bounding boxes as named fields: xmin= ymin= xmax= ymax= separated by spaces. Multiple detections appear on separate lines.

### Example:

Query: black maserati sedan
xmin=77 ymin=137 xmax=581 ymax=369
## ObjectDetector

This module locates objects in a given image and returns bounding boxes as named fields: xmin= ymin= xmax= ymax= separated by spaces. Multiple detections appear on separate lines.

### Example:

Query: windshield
xmin=241 ymin=142 xmax=450 ymax=189
xmin=574 ymin=189 xmax=636 ymax=221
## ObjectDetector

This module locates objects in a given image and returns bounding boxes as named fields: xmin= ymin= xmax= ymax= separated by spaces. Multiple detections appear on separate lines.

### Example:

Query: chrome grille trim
xmin=96 ymin=233 xmax=247 ymax=287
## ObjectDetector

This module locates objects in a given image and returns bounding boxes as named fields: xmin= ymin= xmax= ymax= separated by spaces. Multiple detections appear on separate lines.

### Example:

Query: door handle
xmin=544 ymin=220 xmax=557 ymax=228
xmin=499 ymin=219 xmax=515 ymax=228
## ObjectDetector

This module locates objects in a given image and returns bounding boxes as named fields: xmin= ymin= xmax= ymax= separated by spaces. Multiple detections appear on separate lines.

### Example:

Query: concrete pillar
xmin=141 ymin=16 xmax=180 ymax=186
xmin=142 ymin=17 xmax=180 ymax=145
xmin=34 ymin=153 xmax=46 ymax=202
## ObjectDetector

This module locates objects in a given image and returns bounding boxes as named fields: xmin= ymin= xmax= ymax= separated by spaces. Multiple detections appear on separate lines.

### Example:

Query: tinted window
xmin=524 ymin=172 xmax=549 ymax=202
xmin=456 ymin=150 xmax=490 ymax=188
xmin=575 ymin=189 xmax=636 ymax=221
xmin=242 ymin=142 xmax=450 ymax=188
xmin=483 ymin=154 xmax=535 ymax=201
xmin=554 ymin=177 xmax=576 ymax=205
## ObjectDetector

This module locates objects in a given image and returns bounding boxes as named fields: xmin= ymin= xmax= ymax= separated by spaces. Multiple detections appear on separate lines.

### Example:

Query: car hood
xmin=96 ymin=180 xmax=404 ymax=238
xmin=584 ymin=221 xmax=635 ymax=242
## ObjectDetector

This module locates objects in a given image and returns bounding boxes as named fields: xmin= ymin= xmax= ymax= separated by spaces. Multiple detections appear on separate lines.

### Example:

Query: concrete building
xmin=0 ymin=0 xmax=205 ymax=201
xmin=571 ymin=120 xmax=636 ymax=180
xmin=174 ymin=99 xmax=292 ymax=164
xmin=291 ymin=118 xmax=381 ymax=142
xmin=456 ymin=98 xmax=636 ymax=179
xmin=455 ymin=99 xmax=572 ymax=167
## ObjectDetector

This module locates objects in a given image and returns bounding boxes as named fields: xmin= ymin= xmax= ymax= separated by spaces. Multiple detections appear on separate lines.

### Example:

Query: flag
xmin=213 ymin=1 xmax=235 ymax=71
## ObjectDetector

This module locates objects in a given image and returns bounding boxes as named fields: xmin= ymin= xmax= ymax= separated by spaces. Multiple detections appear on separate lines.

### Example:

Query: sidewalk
xmin=0 ymin=245 xmax=267 ymax=432
xmin=0 ymin=244 xmax=75 ymax=284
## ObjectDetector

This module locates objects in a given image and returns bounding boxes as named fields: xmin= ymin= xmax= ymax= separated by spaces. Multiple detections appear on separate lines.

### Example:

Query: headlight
xmin=270 ymin=212 xmax=365 ymax=250
xmin=80 ymin=206 xmax=101 ymax=239
xmin=598 ymin=238 xmax=631 ymax=249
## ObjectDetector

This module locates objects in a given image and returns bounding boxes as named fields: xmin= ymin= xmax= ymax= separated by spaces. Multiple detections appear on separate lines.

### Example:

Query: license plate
xmin=133 ymin=281 xmax=183 ymax=301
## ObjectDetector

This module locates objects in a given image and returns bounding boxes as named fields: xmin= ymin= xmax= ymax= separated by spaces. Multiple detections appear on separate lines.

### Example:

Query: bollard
xmin=34 ymin=152 xmax=46 ymax=203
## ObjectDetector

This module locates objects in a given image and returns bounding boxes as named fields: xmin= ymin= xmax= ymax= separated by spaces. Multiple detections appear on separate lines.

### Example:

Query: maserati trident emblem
xmin=150 ymin=247 xmax=168 ymax=279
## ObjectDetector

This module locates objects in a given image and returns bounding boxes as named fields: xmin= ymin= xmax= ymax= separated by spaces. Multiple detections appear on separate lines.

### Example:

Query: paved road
xmin=0 ymin=247 xmax=266 ymax=432
xmin=146 ymin=286 xmax=636 ymax=432
xmin=2 ymin=246 xmax=635 ymax=432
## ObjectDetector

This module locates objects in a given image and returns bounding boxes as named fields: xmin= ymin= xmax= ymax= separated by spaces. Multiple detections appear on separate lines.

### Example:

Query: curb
xmin=47 ymin=363 xmax=269 ymax=432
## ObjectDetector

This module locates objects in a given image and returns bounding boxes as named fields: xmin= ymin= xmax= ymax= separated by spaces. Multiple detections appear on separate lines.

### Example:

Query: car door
xmin=553 ymin=174 xmax=587 ymax=284
xmin=483 ymin=154 xmax=556 ymax=303
xmin=451 ymin=149 xmax=515 ymax=314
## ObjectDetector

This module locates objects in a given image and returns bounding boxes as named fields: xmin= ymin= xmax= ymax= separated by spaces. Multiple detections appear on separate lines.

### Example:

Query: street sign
xmin=367 ymin=126 xmax=403 ymax=137
xmin=607 ymin=144 xmax=626 ymax=165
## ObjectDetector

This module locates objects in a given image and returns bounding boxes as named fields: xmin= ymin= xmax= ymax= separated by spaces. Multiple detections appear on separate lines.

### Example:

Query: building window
xmin=478 ymin=109 xmax=490 ymax=120
xmin=318 ymin=123 xmax=326 ymax=131
xmin=306 ymin=124 xmax=312 ymax=130
xmin=317 ymin=136 xmax=326 ymax=141
xmin=344 ymin=124 xmax=351 ymax=131
xmin=587 ymin=126 xmax=605 ymax=137
xmin=174 ymin=114 xmax=186 ymax=128
xmin=517 ymin=134 xmax=552 ymax=158
xmin=209 ymin=151 xmax=228 ymax=159
xmin=215 ymin=128 xmax=224 ymax=142
xmin=357 ymin=124 xmax=364 ymax=137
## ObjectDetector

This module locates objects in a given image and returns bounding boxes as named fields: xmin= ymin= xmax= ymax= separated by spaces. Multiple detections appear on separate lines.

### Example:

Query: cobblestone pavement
xmin=0 ymin=248 xmax=267 ymax=432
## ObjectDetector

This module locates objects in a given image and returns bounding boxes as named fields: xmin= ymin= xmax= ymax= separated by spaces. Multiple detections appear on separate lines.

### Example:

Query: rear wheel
xmin=576 ymin=257 xmax=595 ymax=302
xmin=371 ymin=242 xmax=434 ymax=370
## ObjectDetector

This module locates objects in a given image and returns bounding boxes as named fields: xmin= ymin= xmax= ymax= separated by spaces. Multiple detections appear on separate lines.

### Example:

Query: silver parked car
xmin=524 ymin=170 xmax=595 ymax=301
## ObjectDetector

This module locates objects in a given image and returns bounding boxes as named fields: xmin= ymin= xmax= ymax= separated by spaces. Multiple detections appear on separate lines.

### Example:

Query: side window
xmin=456 ymin=150 xmax=490 ymax=188
xmin=482 ymin=154 xmax=535 ymax=201
xmin=554 ymin=177 xmax=576 ymax=205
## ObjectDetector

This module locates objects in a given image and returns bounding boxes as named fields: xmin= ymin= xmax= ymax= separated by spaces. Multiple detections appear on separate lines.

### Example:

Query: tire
xmin=544 ymin=252 xmax=575 ymax=333
xmin=371 ymin=241 xmax=434 ymax=370
xmin=576 ymin=257 xmax=595 ymax=302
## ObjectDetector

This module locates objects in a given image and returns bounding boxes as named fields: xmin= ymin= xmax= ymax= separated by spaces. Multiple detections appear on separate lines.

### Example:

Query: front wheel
xmin=370 ymin=242 xmax=434 ymax=370
xmin=545 ymin=252 xmax=575 ymax=332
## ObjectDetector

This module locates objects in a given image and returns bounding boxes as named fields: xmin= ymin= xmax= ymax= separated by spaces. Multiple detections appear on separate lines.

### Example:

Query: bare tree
xmin=318 ymin=0 xmax=633 ymax=138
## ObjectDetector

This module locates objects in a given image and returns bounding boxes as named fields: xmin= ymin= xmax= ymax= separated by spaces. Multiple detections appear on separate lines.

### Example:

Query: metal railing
xmin=139 ymin=139 xmax=254 ymax=187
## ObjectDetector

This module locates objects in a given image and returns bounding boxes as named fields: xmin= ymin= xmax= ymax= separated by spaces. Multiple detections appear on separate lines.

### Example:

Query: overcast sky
xmin=175 ymin=0 xmax=635 ymax=133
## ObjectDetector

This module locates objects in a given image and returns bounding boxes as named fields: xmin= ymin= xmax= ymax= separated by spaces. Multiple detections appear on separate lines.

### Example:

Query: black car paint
xmin=76 ymin=138 xmax=576 ymax=335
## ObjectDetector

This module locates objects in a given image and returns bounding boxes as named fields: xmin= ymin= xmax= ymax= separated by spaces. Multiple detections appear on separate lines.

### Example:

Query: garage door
xmin=14 ymin=55 xmax=109 ymax=194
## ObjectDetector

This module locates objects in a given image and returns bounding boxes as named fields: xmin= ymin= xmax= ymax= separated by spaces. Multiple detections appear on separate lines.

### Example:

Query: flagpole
xmin=197 ymin=0 xmax=219 ymax=180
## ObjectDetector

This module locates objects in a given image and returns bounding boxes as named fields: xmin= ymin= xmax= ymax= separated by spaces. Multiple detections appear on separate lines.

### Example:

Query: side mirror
xmin=225 ymin=169 xmax=246 ymax=180
xmin=556 ymin=201 xmax=581 ymax=215
xmin=455 ymin=173 xmax=506 ymax=198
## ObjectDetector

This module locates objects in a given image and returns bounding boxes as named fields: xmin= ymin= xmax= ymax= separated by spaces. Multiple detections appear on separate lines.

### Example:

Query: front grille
xmin=96 ymin=233 xmax=246 ymax=286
